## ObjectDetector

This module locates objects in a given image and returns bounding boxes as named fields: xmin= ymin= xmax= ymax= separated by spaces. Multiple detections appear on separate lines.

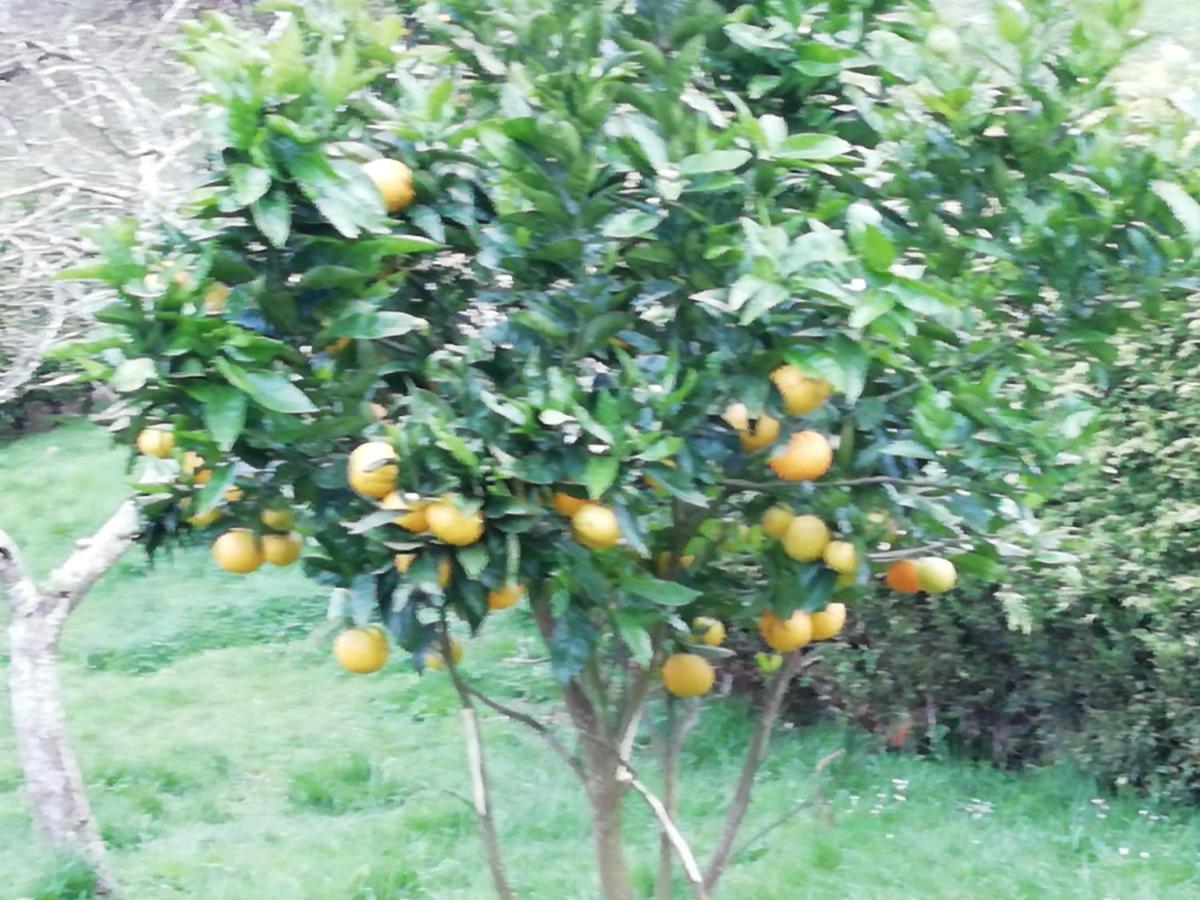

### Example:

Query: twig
xmin=460 ymin=683 xmax=586 ymax=781
xmin=620 ymin=773 xmax=709 ymax=900
xmin=720 ymin=476 xmax=957 ymax=492
xmin=657 ymin=697 xmax=701 ymax=900
xmin=731 ymin=749 xmax=846 ymax=861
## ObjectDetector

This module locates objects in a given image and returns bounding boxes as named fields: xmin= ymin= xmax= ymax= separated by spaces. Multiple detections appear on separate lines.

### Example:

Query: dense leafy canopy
xmin=78 ymin=0 xmax=1196 ymax=691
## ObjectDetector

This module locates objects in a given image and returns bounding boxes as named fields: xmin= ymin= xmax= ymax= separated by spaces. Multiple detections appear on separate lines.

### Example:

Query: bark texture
xmin=0 ymin=500 xmax=138 ymax=895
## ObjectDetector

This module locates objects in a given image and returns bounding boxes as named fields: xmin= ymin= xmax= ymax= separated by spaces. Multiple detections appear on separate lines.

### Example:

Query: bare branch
xmin=703 ymin=651 xmax=806 ymax=892
xmin=720 ymin=476 xmax=958 ymax=493
xmin=459 ymin=682 xmax=586 ymax=781
xmin=0 ymin=528 xmax=40 ymax=617
xmin=730 ymin=749 xmax=846 ymax=861
xmin=41 ymin=501 xmax=139 ymax=613
xmin=620 ymin=772 xmax=709 ymax=900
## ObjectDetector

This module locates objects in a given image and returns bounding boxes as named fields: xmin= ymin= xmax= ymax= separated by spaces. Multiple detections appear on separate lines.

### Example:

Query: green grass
xmin=3 ymin=423 xmax=1200 ymax=898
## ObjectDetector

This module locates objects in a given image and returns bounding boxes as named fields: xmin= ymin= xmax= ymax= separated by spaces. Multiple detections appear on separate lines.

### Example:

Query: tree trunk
xmin=1 ymin=501 xmax=138 ymax=896
xmin=585 ymin=766 xmax=634 ymax=900
xmin=8 ymin=608 xmax=115 ymax=893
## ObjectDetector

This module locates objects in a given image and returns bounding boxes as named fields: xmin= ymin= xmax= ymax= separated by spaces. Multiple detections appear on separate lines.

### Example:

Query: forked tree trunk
xmin=0 ymin=501 xmax=138 ymax=897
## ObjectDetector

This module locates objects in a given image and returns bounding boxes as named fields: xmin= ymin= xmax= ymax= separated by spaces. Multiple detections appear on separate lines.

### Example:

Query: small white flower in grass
xmin=885 ymin=833 xmax=894 ymax=840
xmin=1140 ymin=852 xmax=1150 ymax=859
xmin=1139 ymin=810 xmax=1148 ymax=816
xmin=1097 ymin=813 xmax=1107 ymax=819
xmin=1118 ymin=847 xmax=1129 ymax=856
xmin=1090 ymin=798 xmax=1104 ymax=806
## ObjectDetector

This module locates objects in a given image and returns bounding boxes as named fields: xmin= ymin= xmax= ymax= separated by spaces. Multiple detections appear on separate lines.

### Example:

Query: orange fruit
xmin=425 ymin=638 xmax=463 ymax=671
xmin=553 ymin=491 xmax=591 ymax=516
xmin=916 ymin=557 xmax=957 ymax=593
xmin=885 ymin=560 xmax=921 ymax=593
xmin=572 ymin=504 xmax=620 ymax=549
xmin=363 ymin=158 xmax=415 ymax=213
xmin=261 ymin=506 xmax=295 ymax=532
xmin=770 ymin=365 xmax=832 ymax=415
xmin=759 ymin=610 xmax=813 ymax=652
xmin=186 ymin=505 xmax=223 ymax=528
xmin=738 ymin=413 xmax=781 ymax=452
xmin=810 ymin=603 xmax=847 ymax=641
xmin=381 ymin=491 xmax=429 ymax=532
xmin=760 ymin=505 xmax=794 ymax=539
xmin=823 ymin=541 xmax=857 ymax=574
xmin=394 ymin=552 xmax=416 ymax=573
xmin=261 ymin=531 xmax=302 ymax=566
xmin=347 ymin=441 xmax=398 ymax=498
xmin=211 ymin=529 xmax=262 ymax=574
xmin=487 ymin=584 xmax=525 ymax=611
xmin=136 ymin=427 xmax=174 ymax=458
xmin=769 ymin=431 xmax=832 ymax=481
xmin=334 ymin=627 xmax=388 ymax=674
xmin=426 ymin=500 xmax=484 ymax=546
xmin=203 ymin=282 xmax=230 ymax=313
xmin=782 ymin=515 xmax=830 ymax=562
xmin=661 ymin=653 xmax=716 ymax=697
xmin=692 ymin=616 xmax=726 ymax=647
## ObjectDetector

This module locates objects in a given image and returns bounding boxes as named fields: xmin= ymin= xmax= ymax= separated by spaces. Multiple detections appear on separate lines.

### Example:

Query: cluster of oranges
xmin=724 ymin=364 xmax=835 ymax=481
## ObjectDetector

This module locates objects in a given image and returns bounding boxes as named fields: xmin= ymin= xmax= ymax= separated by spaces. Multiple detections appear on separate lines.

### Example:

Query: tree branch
xmin=440 ymin=625 xmax=515 ymax=900
xmin=41 ymin=501 xmax=139 ymax=613
xmin=703 ymin=651 xmax=806 ymax=892
xmin=620 ymin=771 xmax=709 ymax=900
xmin=459 ymin=683 xmax=586 ymax=782
xmin=731 ymin=748 xmax=845 ymax=861
xmin=657 ymin=698 xmax=701 ymax=900
xmin=720 ymin=476 xmax=956 ymax=493
xmin=0 ymin=529 xmax=40 ymax=617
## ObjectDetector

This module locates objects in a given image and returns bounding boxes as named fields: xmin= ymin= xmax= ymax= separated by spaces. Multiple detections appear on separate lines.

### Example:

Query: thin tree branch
xmin=703 ymin=651 xmax=806 ymax=892
xmin=620 ymin=771 xmax=709 ymax=900
xmin=440 ymin=624 xmax=515 ymax=900
xmin=657 ymin=698 xmax=701 ymax=900
xmin=731 ymin=748 xmax=845 ymax=861
xmin=720 ymin=476 xmax=957 ymax=492
xmin=459 ymin=683 xmax=586 ymax=781
xmin=0 ymin=529 xmax=40 ymax=618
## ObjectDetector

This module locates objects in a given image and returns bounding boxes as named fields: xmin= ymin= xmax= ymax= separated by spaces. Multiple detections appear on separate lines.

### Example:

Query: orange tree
xmin=76 ymin=0 xmax=1195 ymax=896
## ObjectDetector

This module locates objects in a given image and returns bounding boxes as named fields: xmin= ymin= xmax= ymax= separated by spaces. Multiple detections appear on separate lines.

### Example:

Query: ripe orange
xmin=136 ymin=427 xmax=174 ymax=458
xmin=692 ymin=616 xmax=726 ymax=647
xmin=655 ymin=551 xmax=695 ymax=576
xmin=759 ymin=610 xmax=813 ymax=652
xmin=186 ymin=505 xmax=223 ymax=528
xmin=363 ymin=158 xmax=415 ymax=213
xmin=426 ymin=500 xmax=484 ymax=546
xmin=769 ymin=431 xmax=832 ymax=481
xmin=738 ymin=413 xmax=781 ymax=452
xmin=572 ymin=504 xmax=621 ymax=549
xmin=212 ymin=529 xmax=262 ymax=574
xmin=334 ymin=627 xmax=388 ymax=674
xmin=823 ymin=541 xmax=857 ymax=574
xmin=760 ymin=505 xmax=794 ymax=539
xmin=782 ymin=514 xmax=830 ymax=562
xmin=885 ymin=560 xmax=921 ymax=593
xmin=770 ymin=365 xmax=832 ymax=415
xmin=261 ymin=506 xmax=295 ymax=532
xmin=553 ymin=491 xmax=591 ymax=517
xmin=425 ymin=638 xmax=463 ymax=671
xmin=487 ymin=584 xmax=525 ymax=611
xmin=347 ymin=441 xmax=398 ymax=498
xmin=381 ymin=491 xmax=429 ymax=532
xmin=394 ymin=552 xmax=416 ymax=573
xmin=810 ymin=603 xmax=847 ymax=641
xmin=661 ymin=653 xmax=716 ymax=697
xmin=437 ymin=555 xmax=453 ymax=588
xmin=916 ymin=557 xmax=957 ymax=593
xmin=261 ymin=531 xmax=302 ymax=566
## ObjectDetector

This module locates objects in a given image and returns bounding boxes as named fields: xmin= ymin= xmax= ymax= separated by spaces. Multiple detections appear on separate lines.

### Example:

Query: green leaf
xmin=601 ymin=208 xmax=664 ymax=239
xmin=625 ymin=575 xmax=701 ymax=607
xmin=679 ymin=149 xmax=752 ymax=175
xmin=614 ymin=612 xmax=653 ymax=665
xmin=434 ymin=429 xmax=480 ymax=471
xmin=856 ymin=225 xmax=896 ymax=273
xmin=1151 ymin=181 xmax=1200 ymax=241
xmin=324 ymin=306 xmax=428 ymax=340
xmin=194 ymin=385 xmax=247 ymax=451
xmin=111 ymin=357 xmax=155 ymax=392
xmin=774 ymin=134 xmax=853 ymax=163
xmin=456 ymin=544 xmax=489 ymax=579
xmin=878 ymin=439 xmax=938 ymax=460
xmin=228 ymin=164 xmax=272 ymax=206
xmin=549 ymin=606 xmax=597 ymax=683
xmin=214 ymin=357 xmax=316 ymax=414
xmin=584 ymin=455 xmax=619 ymax=498
xmin=193 ymin=463 xmax=237 ymax=515
xmin=252 ymin=186 xmax=292 ymax=248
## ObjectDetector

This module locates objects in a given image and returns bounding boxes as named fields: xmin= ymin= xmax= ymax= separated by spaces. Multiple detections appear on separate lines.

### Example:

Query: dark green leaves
xmin=679 ymin=150 xmax=752 ymax=175
xmin=192 ymin=385 xmax=247 ymax=451
xmin=549 ymin=605 xmax=597 ymax=683
xmin=625 ymin=575 xmax=701 ymax=607
xmin=252 ymin=186 xmax=291 ymax=248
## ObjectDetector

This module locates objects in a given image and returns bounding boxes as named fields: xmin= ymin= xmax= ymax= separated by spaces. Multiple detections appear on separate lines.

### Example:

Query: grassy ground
xmin=2 ymin=422 xmax=1200 ymax=899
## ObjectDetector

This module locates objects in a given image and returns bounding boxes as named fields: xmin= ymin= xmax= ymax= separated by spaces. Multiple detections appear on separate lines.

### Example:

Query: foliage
xmin=818 ymin=298 xmax=1200 ymax=801
xmin=65 ymin=0 xmax=1200 ymax=890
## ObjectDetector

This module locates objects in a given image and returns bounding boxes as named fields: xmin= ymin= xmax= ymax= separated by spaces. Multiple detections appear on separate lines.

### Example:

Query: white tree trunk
xmin=0 ymin=501 xmax=138 ymax=896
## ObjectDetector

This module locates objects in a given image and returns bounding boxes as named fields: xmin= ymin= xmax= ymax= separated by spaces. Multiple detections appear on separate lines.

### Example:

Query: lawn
xmin=2 ymin=421 xmax=1200 ymax=899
